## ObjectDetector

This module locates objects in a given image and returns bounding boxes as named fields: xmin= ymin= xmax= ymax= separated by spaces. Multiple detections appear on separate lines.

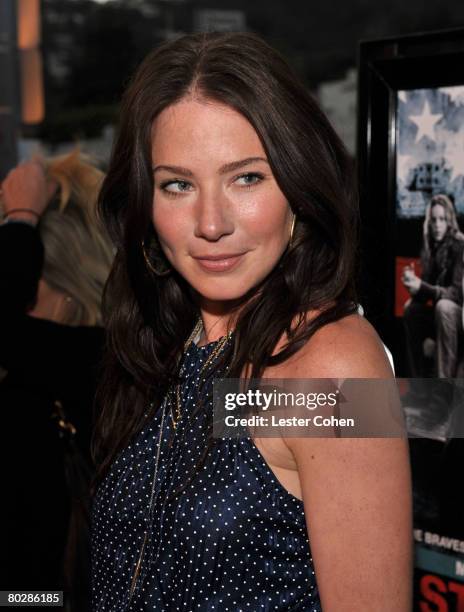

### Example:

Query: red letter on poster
xmin=419 ymin=575 xmax=447 ymax=612
xmin=448 ymin=581 xmax=464 ymax=612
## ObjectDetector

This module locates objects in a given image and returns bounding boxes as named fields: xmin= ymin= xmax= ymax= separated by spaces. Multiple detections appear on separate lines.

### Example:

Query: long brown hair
xmin=423 ymin=194 xmax=463 ymax=257
xmin=92 ymin=32 xmax=358 ymax=484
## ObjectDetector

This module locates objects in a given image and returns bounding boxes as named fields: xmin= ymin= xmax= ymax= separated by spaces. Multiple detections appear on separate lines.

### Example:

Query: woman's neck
xmin=28 ymin=278 xmax=73 ymax=324
xmin=197 ymin=306 xmax=238 ymax=347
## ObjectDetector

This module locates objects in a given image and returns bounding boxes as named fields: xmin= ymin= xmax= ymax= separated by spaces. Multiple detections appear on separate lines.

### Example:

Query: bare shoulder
xmin=278 ymin=313 xmax=412 ymax=609
xmin=285 ymin=313 xmax=393 ymax=379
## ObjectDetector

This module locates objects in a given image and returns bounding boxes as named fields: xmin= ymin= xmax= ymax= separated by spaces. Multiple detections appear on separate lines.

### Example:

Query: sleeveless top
xmin=91 ymin=337 xmax=322 ymax=611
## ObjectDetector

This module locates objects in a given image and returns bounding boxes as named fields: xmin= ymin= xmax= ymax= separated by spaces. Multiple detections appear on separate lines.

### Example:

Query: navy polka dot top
xmin=91 ymin=336 xmax=322 ymax=611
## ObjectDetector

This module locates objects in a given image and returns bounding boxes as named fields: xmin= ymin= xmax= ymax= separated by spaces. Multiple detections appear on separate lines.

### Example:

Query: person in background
xmin=0 ymin=151 xmax=111 ymax=611
xmin=402 ymin=194 xmax=464 ymax=380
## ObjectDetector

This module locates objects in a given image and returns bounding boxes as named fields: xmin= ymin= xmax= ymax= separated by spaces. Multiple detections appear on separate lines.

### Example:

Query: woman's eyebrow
xmin=153 ymin=164 xmax=193 ymax=176
xmin=152 ymin=157 xmax=269 ymax=177
xmin=218 ymin=157 xmax=269 ymax=174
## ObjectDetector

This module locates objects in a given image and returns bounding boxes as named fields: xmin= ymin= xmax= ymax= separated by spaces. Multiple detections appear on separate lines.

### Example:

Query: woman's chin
xmin=186 ymin=279 xmax=253 ymax=304
xmin=195 ymin=289 xmax=249 ymax=304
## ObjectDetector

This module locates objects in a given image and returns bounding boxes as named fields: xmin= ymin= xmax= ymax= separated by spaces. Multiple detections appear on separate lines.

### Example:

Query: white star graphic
xmin=409 ymin=100 xmax=443 ymax=143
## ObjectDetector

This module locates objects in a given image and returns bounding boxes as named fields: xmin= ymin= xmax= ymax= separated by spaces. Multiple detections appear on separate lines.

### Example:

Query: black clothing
xmin=415 ymin=234 xmax=464 ymax=305
xmin=403 ymin=234 xmax=464 ymax=378
xmin=0 ymin=222 xmax=104 ymax=608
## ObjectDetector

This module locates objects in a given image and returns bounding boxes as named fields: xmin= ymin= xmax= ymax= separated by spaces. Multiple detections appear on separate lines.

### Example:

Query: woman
xmin=91 ymin=32 xmax=412 ymax=611
xmin=1 ymin=151 xmax=111 ymax=449
xmin=0 ymin=152 xmax=111 ymax=610
xmin=402 ymin=194 xmax=464 ymax=380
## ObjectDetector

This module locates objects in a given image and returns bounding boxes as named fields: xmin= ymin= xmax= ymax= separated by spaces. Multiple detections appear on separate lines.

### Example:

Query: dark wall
xmin=38 ymin=0 xmax=464 ymax=142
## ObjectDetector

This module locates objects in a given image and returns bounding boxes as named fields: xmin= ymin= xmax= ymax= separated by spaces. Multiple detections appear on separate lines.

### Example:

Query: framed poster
xmin=358 ymin=28 xmax=464 ymax=612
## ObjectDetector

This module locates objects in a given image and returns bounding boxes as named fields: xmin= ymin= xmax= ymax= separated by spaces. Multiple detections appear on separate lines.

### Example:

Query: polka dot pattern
xmin=91 ymin=338 xmax=322 ymax=611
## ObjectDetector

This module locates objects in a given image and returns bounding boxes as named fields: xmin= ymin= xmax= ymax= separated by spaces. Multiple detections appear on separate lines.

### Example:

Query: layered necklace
xmin=171 ymin=317 xmax=233 ymax=429
xmin=128 ymin=317 xmax=233 ymax=603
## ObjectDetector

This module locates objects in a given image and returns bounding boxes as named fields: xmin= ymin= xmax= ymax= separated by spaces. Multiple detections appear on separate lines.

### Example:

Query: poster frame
xmin=357 ymin=27 xmax=464 ymax=375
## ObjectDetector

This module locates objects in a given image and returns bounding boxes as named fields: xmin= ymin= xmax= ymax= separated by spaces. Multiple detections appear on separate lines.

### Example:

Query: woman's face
xmin=430 ymin=204 xmax=448 ymax=242
xmin=151 ymin=97 xmax=293 ymax=305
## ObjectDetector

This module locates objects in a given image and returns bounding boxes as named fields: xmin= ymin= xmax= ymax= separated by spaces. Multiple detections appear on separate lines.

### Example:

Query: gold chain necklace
xmin=128 ymin=317 xmax=233 ymax=602
xmin=171 ymin=317 xmax=233 ymax=429
xmin=129 ymin=398 xmax=167 ymax=601
xmin=169 ymin=318 xmax=202 ymax=429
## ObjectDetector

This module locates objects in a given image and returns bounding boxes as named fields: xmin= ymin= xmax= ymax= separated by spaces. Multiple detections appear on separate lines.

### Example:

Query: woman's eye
xmin=160 ymin=180 xmax=192 ymax=195
xmin=235 ymin=173 xmax=264 ymax=187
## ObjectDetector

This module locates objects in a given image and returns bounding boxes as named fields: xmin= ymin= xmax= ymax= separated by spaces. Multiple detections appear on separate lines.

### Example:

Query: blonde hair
xmin=423 ymin=194 xmax=462 ymax=257
xmin=40 ymin=149 xmax=114 ymax=326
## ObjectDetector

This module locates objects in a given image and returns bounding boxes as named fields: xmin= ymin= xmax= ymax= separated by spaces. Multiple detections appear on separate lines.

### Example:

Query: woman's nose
xmin=193 ymin=189 xmax=235 ymax=241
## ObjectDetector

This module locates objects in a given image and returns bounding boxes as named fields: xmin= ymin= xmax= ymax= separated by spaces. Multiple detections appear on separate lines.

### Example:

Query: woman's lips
xmin=193 ymin=253 xmax=245 ymax=272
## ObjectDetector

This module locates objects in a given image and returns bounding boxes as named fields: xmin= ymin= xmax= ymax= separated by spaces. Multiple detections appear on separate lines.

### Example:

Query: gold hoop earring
xmin=289 ymin=213 xmax=296 ymax=249
xmin=141 ymin=239 xmax=172 ymax=277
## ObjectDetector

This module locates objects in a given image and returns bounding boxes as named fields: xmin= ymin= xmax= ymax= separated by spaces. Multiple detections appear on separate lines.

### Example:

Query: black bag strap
xmin=51 ymin=400 xmax=93 ymax=612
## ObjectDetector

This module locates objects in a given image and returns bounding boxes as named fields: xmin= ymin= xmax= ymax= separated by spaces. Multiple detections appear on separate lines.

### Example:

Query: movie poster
xmin=395 ymin=85 xmax=464 ymax=611
xmin=397 ymin=86 xmax=464 ymax=218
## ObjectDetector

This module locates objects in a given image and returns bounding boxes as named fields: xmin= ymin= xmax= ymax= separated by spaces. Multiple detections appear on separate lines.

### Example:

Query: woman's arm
xmin=0 ymin=159 xmax=54 ymax=314
xmin=0 ymin=223 xmax=105 ymax=407
xmin=0 ymin=222 xmax=44 ymax=314
xmin=0 ymin=161 xmax=105 ymax=405
xmin=285 ymin=315 xmax=413 ymax=611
